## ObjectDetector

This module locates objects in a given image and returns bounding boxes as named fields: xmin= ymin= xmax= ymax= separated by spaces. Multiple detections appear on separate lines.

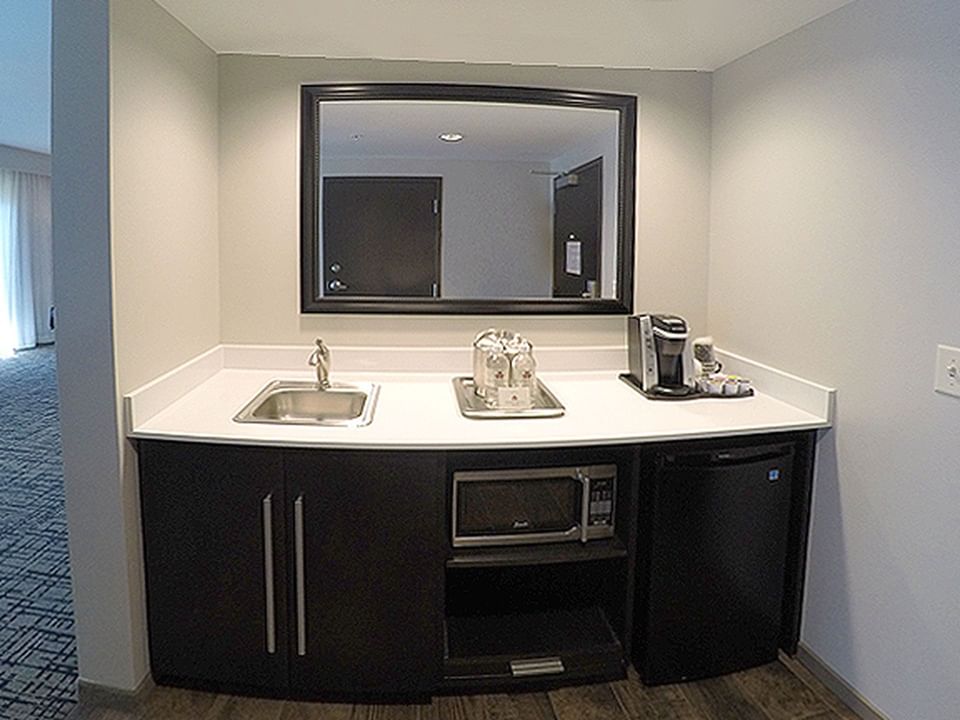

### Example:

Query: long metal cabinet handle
xmin=261 ymin=494 xmax=276 ymax=655
xmin=579 ymin=469 xmax=591 ymax=544
xmin=294 ymin=494 xmax=306 ymax=656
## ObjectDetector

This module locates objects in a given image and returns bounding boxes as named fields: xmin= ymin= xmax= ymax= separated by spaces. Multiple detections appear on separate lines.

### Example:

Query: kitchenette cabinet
xmin=139 ymin=442 xmax=290 ymax=693
xmin=284 ymin=450 xmax=445 ymax=699
xmin=139 ymin=443 xmax=445 ymax=699
xmin=137 ymin=430 xmax=816 ymax=700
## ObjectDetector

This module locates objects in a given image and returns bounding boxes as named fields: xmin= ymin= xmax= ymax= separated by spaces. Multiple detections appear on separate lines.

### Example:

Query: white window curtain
xmin=0 ymin=168 xmax=53 ymax=357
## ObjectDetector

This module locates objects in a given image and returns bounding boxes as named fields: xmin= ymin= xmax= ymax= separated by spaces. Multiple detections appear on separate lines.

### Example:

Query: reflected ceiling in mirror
xmin=301 ymin=84 xmax=636 ymax=314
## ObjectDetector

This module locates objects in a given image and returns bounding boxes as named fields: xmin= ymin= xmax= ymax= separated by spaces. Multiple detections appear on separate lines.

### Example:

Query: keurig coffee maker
xmin=627 ymin=314 xmax=697 ymax=398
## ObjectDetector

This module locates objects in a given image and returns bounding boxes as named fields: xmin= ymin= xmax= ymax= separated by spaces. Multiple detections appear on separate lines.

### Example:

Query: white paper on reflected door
xmin=565 ymin=240 xmax=582 ymax=276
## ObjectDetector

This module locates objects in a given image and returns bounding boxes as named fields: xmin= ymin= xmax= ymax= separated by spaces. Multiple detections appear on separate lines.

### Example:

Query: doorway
xmin=1 ymin=168 xmax=74 ymax=718
xmin=322 ymin=176 xmax=443 ymax=298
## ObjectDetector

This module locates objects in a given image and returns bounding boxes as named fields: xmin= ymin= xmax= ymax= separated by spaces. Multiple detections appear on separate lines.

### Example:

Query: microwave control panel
xmin=588 ymin=476 xmax=615 ymax=526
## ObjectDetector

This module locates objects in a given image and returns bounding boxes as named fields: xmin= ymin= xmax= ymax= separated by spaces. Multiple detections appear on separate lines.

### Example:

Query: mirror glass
xmin=301 ymin=85 xmax=636 ymax=314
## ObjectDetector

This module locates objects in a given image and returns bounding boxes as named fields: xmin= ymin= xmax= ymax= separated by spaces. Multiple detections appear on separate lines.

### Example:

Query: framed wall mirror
xmin=300 ymin=84 xmax=636 ymax=314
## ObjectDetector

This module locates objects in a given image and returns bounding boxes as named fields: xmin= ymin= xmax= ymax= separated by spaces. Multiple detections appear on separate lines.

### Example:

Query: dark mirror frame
xmin=300 ymin=83 xmax=637 ymax=315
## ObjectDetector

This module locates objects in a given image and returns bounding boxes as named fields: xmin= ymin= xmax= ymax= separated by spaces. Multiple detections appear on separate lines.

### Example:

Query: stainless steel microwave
xmin=452 ymin=465 xmax=616 ymax=547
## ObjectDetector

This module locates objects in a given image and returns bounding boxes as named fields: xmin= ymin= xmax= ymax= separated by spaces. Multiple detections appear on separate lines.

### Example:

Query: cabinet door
xmin=139 ymin=441 xmax=288 ymax=692
xmin=285 ymin=450 xmax=445 ymax=698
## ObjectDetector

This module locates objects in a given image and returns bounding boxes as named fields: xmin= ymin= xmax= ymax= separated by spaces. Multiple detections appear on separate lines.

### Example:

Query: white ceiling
xmin=321 ymin=101 xmax=618 ymax=162
xmin=153 ymin=0 xmax=855 ymax=71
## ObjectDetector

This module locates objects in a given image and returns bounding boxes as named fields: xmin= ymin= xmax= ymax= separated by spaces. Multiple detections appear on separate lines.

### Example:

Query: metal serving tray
xmin=452 ymin=377 xmax=565 ymax=419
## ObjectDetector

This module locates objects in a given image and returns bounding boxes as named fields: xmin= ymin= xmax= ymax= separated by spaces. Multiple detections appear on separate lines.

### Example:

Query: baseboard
xmin=75 ymin=674 xmax=154 ymax=713
xmin=795 ymin=644 xmax=890 ymax=720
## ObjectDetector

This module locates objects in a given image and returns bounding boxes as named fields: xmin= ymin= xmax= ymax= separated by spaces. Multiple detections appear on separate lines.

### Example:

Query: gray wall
xmin=710 ymin=1 xmax=960 ymax=717
xmin=52 ymin=0 xmax=145 ymax=691
xmin=218 ymin=55 xmax=713 ymax=345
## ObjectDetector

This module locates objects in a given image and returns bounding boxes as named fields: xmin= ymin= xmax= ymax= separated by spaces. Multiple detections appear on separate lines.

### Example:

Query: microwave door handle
xmin=578 ymin=470 xmax=590 ymax=544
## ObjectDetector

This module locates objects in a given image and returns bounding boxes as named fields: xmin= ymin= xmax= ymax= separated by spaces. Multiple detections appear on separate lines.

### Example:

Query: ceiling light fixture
xmin=438 ymin=132 xmax=464 ymax=143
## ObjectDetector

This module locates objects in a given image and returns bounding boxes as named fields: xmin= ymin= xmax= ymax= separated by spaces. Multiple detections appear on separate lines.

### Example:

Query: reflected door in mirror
xmin=553 ymin=158 xmax=602 ymax=298
xmin=322 ymin=177 xmax=442 ymax=297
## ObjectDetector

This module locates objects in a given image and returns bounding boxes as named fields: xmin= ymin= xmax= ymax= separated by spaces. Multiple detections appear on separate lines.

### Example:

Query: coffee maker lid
xmin=651 ymin=314 xmax=688 ymax=335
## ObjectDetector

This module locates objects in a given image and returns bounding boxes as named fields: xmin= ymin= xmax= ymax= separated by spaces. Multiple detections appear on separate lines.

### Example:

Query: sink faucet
xmin=308 ymin=338 xmax=331 ymax=389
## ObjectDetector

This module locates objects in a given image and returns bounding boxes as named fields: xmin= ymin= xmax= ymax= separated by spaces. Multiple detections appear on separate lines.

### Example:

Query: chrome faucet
xmin=307 ymin=338 xmax=331 ymax=389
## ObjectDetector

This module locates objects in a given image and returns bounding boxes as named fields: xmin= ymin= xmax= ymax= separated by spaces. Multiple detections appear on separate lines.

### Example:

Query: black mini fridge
xmin=635 ymin=441 xmax=795 ymax=685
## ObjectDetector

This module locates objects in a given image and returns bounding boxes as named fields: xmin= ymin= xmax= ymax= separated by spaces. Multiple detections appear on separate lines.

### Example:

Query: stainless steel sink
xmin=233 ymin=380 xmax=379 ymax=427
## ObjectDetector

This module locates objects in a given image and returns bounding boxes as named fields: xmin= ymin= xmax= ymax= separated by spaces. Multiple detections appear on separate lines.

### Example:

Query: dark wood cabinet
xmin=285 ymin=450 xmax=445 ymax=699
xmin=139 ymin=442 xmax=289 ymax=693
xmin=139 ymin=442 xmax=445 ymax=700
xmin=138 ymin=433 xmax=816 ymax=700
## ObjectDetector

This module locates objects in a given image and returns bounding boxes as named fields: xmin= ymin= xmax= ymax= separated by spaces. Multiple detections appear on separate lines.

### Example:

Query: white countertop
xmin=127 ymin=366 xmax=830 ymax=450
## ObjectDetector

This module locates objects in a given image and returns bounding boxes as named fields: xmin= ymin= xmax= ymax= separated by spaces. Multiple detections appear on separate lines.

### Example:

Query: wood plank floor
xmin=69 ymin=658 xmax=859 ymax=720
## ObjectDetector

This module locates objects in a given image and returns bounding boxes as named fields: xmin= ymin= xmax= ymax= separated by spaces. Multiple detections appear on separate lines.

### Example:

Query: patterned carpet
xmin=0 ymin=346 xmax=77 ymax=720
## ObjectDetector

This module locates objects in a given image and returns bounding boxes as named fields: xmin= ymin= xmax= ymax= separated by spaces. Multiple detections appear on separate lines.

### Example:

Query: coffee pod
xmin=723 ymin=376 xmax=741 ymax=396
xmin=703 ymin=374 xmax=726 ymax=395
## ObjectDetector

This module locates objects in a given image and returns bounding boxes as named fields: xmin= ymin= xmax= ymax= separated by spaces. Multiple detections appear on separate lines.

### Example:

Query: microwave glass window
xmin=456 ymin=477 xmax=579 ymax=537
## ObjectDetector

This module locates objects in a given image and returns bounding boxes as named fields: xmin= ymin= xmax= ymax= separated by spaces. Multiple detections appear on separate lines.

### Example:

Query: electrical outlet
xmin=934 ymin=345 xmax=960 ymax=398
